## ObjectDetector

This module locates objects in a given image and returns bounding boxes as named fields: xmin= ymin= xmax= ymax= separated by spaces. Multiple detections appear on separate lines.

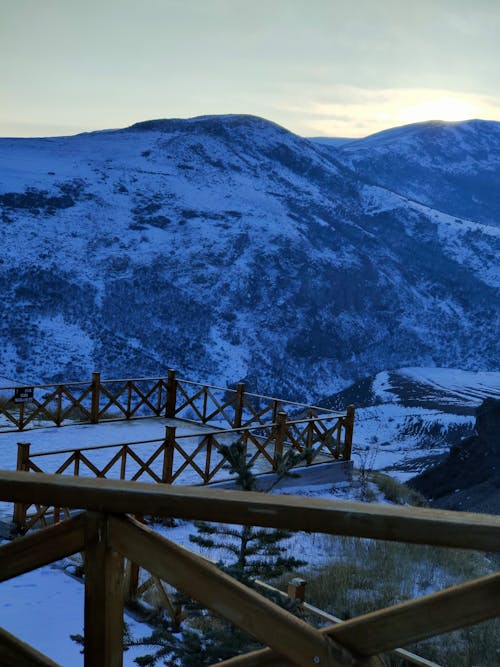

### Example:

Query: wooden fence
xmin=12 ymin=407 xmax=353 ymax=532
xmin=0 ymin=370 xmax=347 ymax=433
xmin=0 ymin=471 xmax=499 ymax=667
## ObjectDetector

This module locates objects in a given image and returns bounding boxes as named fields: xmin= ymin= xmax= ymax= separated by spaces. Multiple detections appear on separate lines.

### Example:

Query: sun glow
xmin=400 ymin=96 xmax=479 ymax=124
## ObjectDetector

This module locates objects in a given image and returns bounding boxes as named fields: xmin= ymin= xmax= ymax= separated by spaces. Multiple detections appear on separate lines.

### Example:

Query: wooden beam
xmin=214 ymin=572 xmax=500 ymax=667
xmin=108 ymin=515 xmax=343 ymax=667
xmin=84 ymin=513 xmax=124 ymax=667
xmin=213 ymin=649 xmax=384 ymax=667
xmin=254 ymin=581 xmax=441 ymax=667
xmin=0 ymin=513 xmax=86 ymax=582
xmin=327 ymin=571 xmax=500 ymax=656
xmin=0 ymin=625 xmax=62 ymax=667
xmin=1 ymin=471 xmax=499 ymax=551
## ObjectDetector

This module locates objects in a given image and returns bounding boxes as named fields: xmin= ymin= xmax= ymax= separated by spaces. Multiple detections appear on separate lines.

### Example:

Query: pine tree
xmin=189 ymin=440 xmax=307 ymax=580
xmin=132 ymin=440 xmax=309 ymax=666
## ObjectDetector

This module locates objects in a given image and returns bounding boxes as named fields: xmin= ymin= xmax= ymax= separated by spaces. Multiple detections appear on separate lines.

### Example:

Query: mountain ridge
xmin=0 ymin=115 xmax=498 ymax=401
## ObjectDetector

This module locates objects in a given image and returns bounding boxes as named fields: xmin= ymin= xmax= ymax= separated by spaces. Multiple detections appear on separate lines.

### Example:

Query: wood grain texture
xmin=0 ymin=626 xmax=62 ymax=667
xmin=1 ymin=471 xmax=499 ymax=551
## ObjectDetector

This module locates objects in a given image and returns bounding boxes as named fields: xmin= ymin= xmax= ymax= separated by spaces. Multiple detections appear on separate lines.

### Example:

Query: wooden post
xmin=55 ymin=385 xmax=63 ymax=426
xmin=273 ymin=411 xmax=287 ymax=469
xmin=162 ymin=426 xmax=176 ymax=483
xmin=305 ymin=421 xmax=314 ymax=465
xmin=84 ymin=512 xmax=124 ymax=667
xmin=91 ymin=372 xmax=101 ymax=424
xmin=233 ymin=382 xmax=245 ymax=428
xmin=165 ymin=369 xmax=177 ymax=418
xmin=13 ymin=442 xmax=30 ymax=530
xmin=288 ymin=577 xmax=307 ymax=602
xmin=18 ymin=402 xmax=25 ymax=430
xmin=343 ymin=405 xmax=355 ymax=460
xmin=126 ymin=381 xmax=132 ymax=419
xmin=204 ymin=434 xmax=213 ymax=483
xmin=125 ymin=514 xmax=144 ymax=601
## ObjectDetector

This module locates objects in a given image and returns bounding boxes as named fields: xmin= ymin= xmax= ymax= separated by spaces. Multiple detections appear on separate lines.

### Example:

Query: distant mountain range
xmin=311 ymin=119 xmax=500 ymax=227
xmin=0 ymin=115 xmax=498 ymax=402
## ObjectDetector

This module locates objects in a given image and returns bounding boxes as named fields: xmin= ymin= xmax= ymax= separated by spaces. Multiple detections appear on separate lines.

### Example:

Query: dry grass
xmin=300 ymin=473 xmax=499 ymax=666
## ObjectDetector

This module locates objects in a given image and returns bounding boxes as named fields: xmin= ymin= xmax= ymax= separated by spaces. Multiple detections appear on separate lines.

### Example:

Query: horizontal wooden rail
xmin=2 ymin=471 xmax=500 ymax=551
xmin=0 ymin=380 xmax=90 ymax=390
xmin=29 ymin=437 xmax=164 ymax=457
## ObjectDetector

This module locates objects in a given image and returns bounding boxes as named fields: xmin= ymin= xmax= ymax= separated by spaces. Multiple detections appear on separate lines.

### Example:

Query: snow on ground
xmin=0 ymin=559 xmax=154 ymax=666
xmin=351 ymin=403 xmax=473 ymax=481
xmin=397 ymin=367 xmax=500 ymax=406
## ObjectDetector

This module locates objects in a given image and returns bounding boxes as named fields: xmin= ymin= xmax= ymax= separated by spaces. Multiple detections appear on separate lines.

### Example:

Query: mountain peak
xmin=125 ymin=113 xmax=291 ymax=137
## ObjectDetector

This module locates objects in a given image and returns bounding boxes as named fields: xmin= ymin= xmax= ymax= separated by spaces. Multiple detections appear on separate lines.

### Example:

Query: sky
xmin=1 ymin=0 xmax=500 ymax=138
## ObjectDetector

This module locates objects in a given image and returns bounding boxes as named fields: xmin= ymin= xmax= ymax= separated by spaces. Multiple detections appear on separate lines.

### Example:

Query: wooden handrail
xmin=2 ymin=471 xmax=499 ymax=551
xmin=0 ymin=474 xmax=498 ymax=667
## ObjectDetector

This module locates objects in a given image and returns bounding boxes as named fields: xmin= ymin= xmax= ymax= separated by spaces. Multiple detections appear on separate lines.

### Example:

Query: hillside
xmin=320 ymin=367 xmax=500 ymax=479
xmin=410 ymin=398 xmax=500 ymax=514
xmin=314 ymin=119 xmax=500 ymax=227
xmin=0 ymin=115 xmax=499 ymax=401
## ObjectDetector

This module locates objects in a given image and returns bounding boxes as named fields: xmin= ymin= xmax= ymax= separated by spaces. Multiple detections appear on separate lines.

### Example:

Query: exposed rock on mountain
xmin=0 ymin=115 xmax=498 ymax=399
xmin=409 ymin=398 xmax=500 ymax=514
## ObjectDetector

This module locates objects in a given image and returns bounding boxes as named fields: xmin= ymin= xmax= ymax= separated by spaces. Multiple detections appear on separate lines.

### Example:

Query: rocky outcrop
xmin=409 ymin=398 xmax=500 ymax=514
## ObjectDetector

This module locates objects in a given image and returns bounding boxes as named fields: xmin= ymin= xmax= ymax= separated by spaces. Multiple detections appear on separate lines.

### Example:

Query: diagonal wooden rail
xmin=0 ymin=471 xmax=499 ymax=667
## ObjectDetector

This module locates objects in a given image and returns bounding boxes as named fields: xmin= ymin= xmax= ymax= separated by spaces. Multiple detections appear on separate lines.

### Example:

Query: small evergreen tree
xmin=132 ymin=440 xmax=310 ymax=666
xmin=189 ymin=441 xmax=307 ymax=580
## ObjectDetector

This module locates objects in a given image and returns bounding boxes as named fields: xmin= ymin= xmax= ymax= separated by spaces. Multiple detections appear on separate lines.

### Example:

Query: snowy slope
xmin=312 ymin=119 xmax=500 ymax=227
xmin=320 ymin=367 xmax=500 ymax=479
xmin=0 ymin=115 xmax=499 ymax=401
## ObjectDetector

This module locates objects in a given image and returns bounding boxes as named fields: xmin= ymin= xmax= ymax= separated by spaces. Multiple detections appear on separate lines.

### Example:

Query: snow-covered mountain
xmin=313 ymin=119 xmax=500 ymax=227
xmin=0 ymin=115 xmax=498 ymax=400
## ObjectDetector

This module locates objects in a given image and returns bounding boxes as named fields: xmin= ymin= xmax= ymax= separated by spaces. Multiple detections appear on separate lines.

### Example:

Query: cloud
xmin=283 ymin=87 xmax=500 ymax=137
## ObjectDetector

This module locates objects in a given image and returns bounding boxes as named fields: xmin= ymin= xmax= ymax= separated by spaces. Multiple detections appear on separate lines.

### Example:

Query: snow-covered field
xmin=351 ymin=403 xmax=473 ymax=481
xmin=332 ymin=367 xmax=500 ymax=481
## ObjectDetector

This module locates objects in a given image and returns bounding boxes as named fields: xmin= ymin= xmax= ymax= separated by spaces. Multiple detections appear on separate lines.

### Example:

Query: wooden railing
xmin=0 ymin=370 xmax=346 ymax=432
xmin=0 ymin=471 xmax=499 ymax=667
xmin=13 ymin=408 xmax=352 ymax=532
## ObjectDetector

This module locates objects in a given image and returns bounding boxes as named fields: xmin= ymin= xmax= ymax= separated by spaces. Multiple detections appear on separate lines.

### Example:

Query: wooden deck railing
xmin=0 ymin=471 xmax=499 ymax=667
xmin=12 ymin=410 xmax=353 ymax=532
xmin=0 ymin=370 xmax=346 ymax=432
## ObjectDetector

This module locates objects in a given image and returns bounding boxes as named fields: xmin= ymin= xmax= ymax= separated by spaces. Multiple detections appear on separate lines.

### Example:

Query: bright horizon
xmin=1 ymin=1 xmax=500 ymax=139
